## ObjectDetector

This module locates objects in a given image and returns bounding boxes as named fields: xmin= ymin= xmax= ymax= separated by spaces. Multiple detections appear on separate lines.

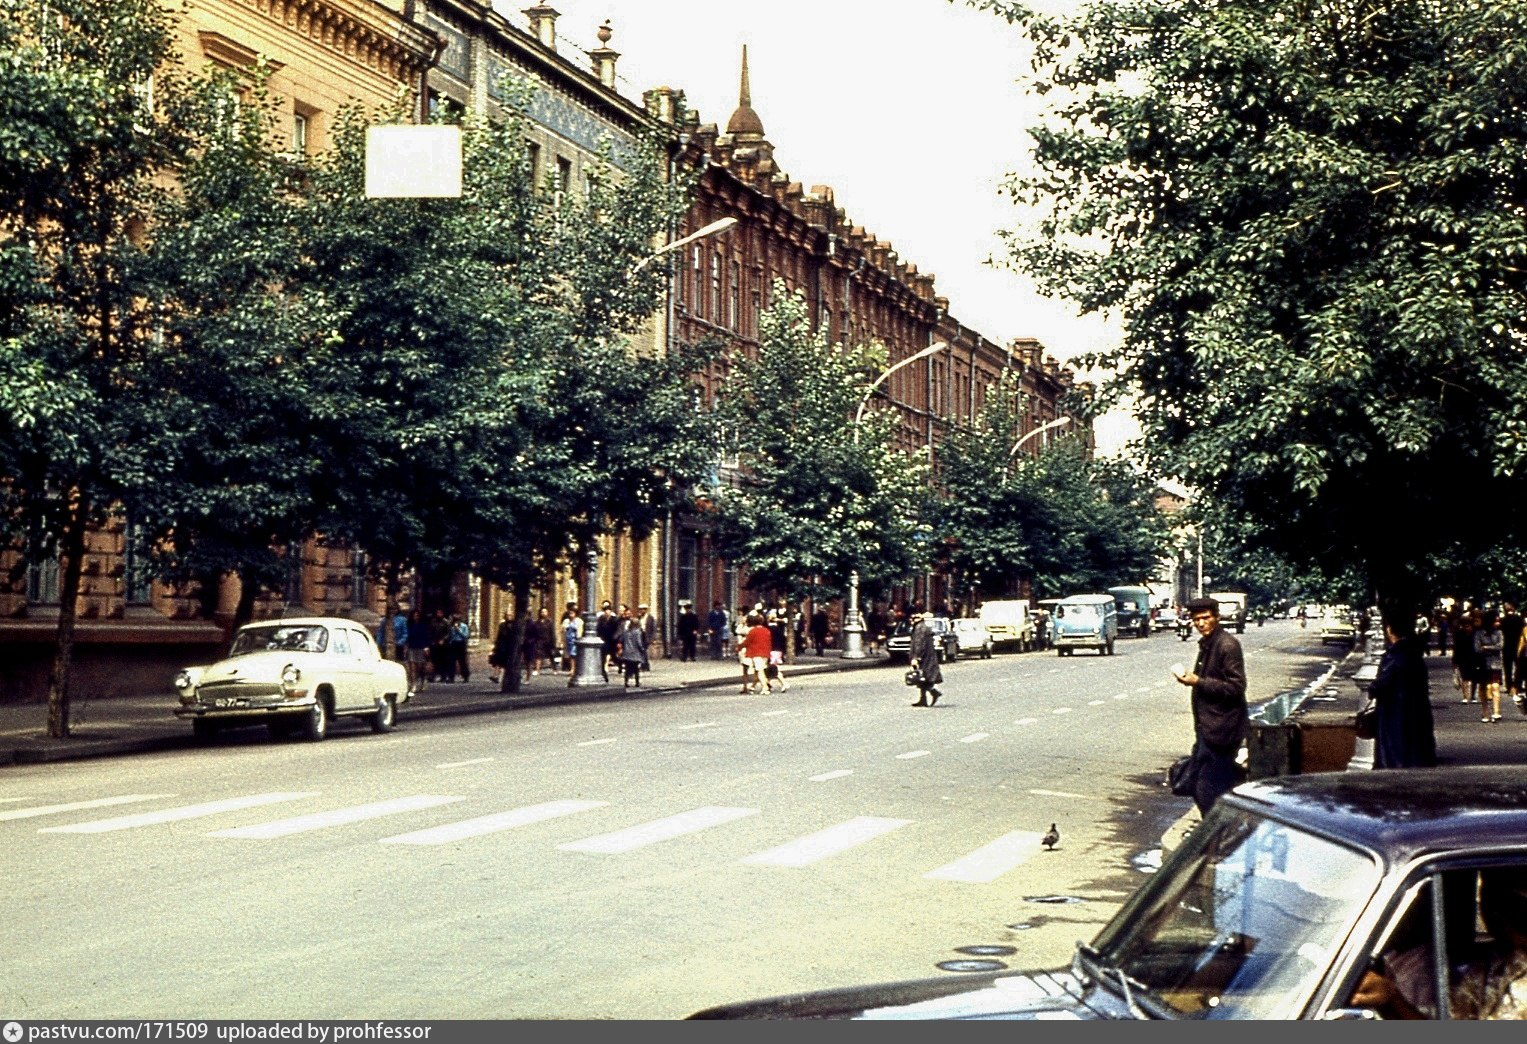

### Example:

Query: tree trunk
xmin=232 ymin=569 xmax=261 ymax=633
xmin=501 ymin=579 xmax=530 ymax=694
xmin=46 ymin=492 xmax=89 ymax=738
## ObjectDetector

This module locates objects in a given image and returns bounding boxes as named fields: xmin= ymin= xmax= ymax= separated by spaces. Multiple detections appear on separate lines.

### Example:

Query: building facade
xmin=0 ymin=0 xmax=439 ymax=703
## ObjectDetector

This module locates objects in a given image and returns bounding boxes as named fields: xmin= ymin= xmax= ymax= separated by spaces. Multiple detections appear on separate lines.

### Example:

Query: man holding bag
xmin=1173 ymin=596 xmax=1248 ymax=813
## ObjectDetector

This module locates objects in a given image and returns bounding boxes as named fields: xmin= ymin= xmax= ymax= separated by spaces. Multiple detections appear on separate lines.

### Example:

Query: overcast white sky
xmin=492 ymin=0 xmax=1136 ymax=452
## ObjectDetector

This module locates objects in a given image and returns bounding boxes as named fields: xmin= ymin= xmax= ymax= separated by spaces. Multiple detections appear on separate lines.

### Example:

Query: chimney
xmin=523 ymin=4 xmax=558 ymax=49
xmin=590 ymin=19 xmax=619 ymax=88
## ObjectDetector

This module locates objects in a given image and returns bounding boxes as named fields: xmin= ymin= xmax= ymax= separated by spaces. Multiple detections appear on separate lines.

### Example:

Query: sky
xmin=490 ymin=0 xmax=1136 ymax=453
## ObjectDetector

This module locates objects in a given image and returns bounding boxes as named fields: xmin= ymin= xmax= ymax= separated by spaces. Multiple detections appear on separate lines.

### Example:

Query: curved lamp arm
xmin=853 ymin=341 xmax=948 ymax=442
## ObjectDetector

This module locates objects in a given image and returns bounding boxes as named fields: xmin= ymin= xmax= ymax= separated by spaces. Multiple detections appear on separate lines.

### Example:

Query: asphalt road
xmin=1 ymin=619 xmax=1342 ymax=1019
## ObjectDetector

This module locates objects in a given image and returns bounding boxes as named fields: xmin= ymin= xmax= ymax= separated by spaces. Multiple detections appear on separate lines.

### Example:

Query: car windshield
xmin=1058 ymin=604 xmax=1099 ymax=620
xmin=1086 ymin=804 xmax=1380 ymax=1019
xmin=229 ymin=625 xmax=329 ymax=656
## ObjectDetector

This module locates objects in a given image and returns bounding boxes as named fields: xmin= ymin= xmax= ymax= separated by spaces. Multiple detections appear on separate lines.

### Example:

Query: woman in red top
xmin=739 ymin=613 xmax=773 ymax=694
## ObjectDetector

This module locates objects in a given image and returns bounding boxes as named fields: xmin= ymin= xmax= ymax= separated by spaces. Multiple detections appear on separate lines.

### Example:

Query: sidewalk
xmin=0 ymin=646 xmax=891 ymax=767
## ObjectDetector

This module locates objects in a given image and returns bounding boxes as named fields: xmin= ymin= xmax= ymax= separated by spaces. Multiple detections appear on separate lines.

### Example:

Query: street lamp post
xmin=841 ymin=341 xmax=949 ymax=658
xmin=568 ymin=215 xmax=739 ymax=688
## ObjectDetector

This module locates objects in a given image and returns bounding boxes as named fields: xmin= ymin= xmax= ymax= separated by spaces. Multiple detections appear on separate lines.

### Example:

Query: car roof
xmin=1226 ymin=768 xmax=1527 ymax=864
xmin=238 ymin=617 xmax=361 ymax=629
xmin=1057 ymin=594 xmax=1114 ymax=605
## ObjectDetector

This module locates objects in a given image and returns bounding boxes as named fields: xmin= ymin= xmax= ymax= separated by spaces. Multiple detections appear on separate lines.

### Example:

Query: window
xmin=26 ymin=555 xmax=60 ymax=606
xmin=283 ymin=543 xmax=303 ymax=607
xmin=350 ymin=548 xmax=370 ymax=607
xmin=729 ymin=261 xmax=741 ymax=329
xmin=291 ymin=112 xmax=308 ymax=156
xmin=556 ymin=155 xmax=572 ymax=196
xmin=678 ymin=535 xmax=698 ymax=606
xmin=123 ymin=517 xmax=153 ymax=605
xmin=710 ymin=253 xmax=722 ymax=318
xmin=525 ymin=141 xmax=541 ymax=188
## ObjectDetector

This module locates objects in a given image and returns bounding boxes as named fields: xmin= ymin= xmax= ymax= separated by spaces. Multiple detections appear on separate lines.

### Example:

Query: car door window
xmin=330 ymin=628 xmax=352 ymax=656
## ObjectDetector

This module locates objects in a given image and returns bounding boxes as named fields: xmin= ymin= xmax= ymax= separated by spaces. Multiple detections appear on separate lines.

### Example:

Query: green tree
xmin=0 ymin=0 xmax=199 ymax=735
xmin=134 ymin=68 xmax=327 ymax=629
xmin=291 ymin=84 xmax=713 ymax=689
xmin=704 ymin=287 xmax=933 ymax=612
xmin=982 ymin=0 xmax=1527 ymax=608
xmin=934 ymin=376 xmax=1168 ymax=600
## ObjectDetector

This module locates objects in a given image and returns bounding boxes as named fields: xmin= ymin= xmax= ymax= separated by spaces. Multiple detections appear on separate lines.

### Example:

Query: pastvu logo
xmin=3 ymin=1022 xmax=23 ymax=1043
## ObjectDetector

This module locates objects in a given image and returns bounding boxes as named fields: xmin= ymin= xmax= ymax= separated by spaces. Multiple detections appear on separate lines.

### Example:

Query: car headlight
xmin=175 ymin=670 xmax=196 ymax=704
xmin=281 ymin=664 xmax=302 ymax=695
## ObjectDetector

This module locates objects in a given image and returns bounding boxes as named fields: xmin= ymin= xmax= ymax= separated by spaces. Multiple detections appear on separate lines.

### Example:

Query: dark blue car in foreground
xmin=691 ymin=768 xmax=1527 ymax=1020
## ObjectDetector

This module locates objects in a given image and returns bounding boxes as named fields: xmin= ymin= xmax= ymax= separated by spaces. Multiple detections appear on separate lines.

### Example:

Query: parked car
xmin=1319 ymin=607 xmax=1358 ymax=646
xmin=886 ymin=617 xmax=958 ymax=664
xmin=690 ymin=767 xmax=1527 ymax=1020
xmin=1052 ymin=594 xmax=1119 ymax=656
xmin=950 ymin=618 xmax=994 ymax=659
xmin=977 ymin=599 xmax=1035 ymax=652
xmin=1107 ymin=585 xmax=1154 ymax=639
xmin=174 ymin=616 xmax=410 ymax=742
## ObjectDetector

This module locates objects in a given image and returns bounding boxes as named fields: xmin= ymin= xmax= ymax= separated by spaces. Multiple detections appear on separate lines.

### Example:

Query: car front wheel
xmin=191 ymin=719 xmax=218 ymax=743
xmin=301 ymin=697 xmax=329 ymax=742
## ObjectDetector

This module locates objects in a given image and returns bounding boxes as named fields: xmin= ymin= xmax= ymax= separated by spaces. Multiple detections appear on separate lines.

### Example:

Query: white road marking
xmin=741 ymin=816 xmax=911 ymax=867
xmin=0 ymin=795 xmax=173 ymax=822
xmin=1113 ymin=693 xmax=1130 ymax=700
xmin=1087 ymin=700 xmax=1105 ymax=706
xmin=678 ymin=722 xmax=717 ymax=730
xmin=0 ymin=798 xmax=30 ymax=805
xmin=809 ymin=770 xmax=853 ymax=782
xmin=761 ymin=710 xmax=791 ymax=717
xmin=380 ymin=799 xmax=607 ymax=845
xmin=557 ymin=806 xmax=757 ymax=854
xmin=577 ymin=738 xmax=617 ymax=747
xmin=1014 ymin=717 xmax=1038 ymax=725
xmin=40 ymin=792 xmax=317 ymax=834
xmin=1047 ymin=668 xmax=1060 ymax=674
xmin=1136 ymin=686 xmax=1152 ymax=693
xmin=209 ymin=795 xmax=464 ymax=839
xmin=925 ymin=830 xmax=1044 ymax=883
xmin=436 ymin=757 xmax=494 ymax=768
xmin=896 ymin=750 xmax=932 ymax=760
xmin=1052 ymin=707 xmax=1073 ymax=715
xmin=1029 ymin=789 xmax=1088 ymax=799
xmin=959 ymin=733 xmax=989 ymax=743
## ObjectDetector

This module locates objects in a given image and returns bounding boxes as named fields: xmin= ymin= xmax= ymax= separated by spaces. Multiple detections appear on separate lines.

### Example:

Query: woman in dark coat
xmin=1370 ymin=613 xmax=1437 ymax=769
xmin=908 ymin=611 xmax=945 ymax=707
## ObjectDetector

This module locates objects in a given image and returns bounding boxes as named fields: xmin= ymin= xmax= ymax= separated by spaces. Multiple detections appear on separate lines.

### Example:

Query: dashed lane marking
xmin=557 ymin=805 xmax=758 ymax=854
xmin=809 ymin=770 xmax=853 ymax=782
xmin=1014 ymin=717 xmax=1038 ymax=725
xmin=1028 ymin=789 xmax=1088 ymax=799
xmin=741 ymin=816 xmax=911 ymax=868
xmin=436 ymin=757 xmax=494 ymax=769
xmin=577 ymin=738 xmax=617 ymax=747
xmin=41 ymin=792 xmax=317 ymax=834
xmin=959 ymin=733 xmax=989 ymax=743
xmin=1052 ymin=707 xmax=1073 ymax=715
xmin=0 ymin=795 xmax=174 ymax=822
xmin=924 ymin=830 xmax=1044 ymax=883
xmin=380 ymin=799 xmax=607 ymax=845
xmin=678 ymin=722 xmax=717 ymax=730
xmin=896 ymin=750 xmax=932 ymax=760
xmin=209 ymin=795 xmax=464 ymax=840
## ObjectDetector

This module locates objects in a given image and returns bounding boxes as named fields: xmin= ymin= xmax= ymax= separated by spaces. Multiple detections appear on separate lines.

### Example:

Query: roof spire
xmin=726 ymin=43 xmax=765 ymax=138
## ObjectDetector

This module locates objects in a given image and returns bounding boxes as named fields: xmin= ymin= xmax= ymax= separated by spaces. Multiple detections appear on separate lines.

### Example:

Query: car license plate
xmin=215 ymin=697 xmax=249 ymax=708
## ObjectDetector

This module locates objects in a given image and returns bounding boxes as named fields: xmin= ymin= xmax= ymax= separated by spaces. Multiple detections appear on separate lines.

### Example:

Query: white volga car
xmin=174 ymin=617 xmax=409 ymax=742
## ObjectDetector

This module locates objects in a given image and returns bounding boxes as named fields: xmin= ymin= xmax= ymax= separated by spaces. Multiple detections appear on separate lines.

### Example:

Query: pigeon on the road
xmin=1042 ymin=823 xmax=1060 ymax=850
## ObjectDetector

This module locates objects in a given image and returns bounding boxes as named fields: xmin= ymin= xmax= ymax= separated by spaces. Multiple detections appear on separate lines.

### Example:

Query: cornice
xmin=233 ymin=0 xmax=441 ymax=82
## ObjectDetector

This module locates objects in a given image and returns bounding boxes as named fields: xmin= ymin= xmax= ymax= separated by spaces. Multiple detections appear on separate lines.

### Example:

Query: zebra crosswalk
xmin=6 ymin=788 xmax=1056 ymax=884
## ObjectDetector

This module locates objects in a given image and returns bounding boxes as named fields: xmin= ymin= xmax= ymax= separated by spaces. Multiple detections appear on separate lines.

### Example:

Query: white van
xmin=977 ymin=600 xmax=1034 ymax=652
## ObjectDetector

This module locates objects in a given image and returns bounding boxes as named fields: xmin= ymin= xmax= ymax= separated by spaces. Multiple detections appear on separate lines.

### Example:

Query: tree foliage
xmin=981 ymin=0 xmax=1527 ymax=606
xmin=934 ymin=375 xmax=1169 ymax=599
xmin=703 ymin=287 xmax=933 ymax=603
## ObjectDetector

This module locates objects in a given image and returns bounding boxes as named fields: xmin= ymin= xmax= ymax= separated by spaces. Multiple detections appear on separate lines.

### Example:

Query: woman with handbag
xmin=1368 ymin=609 xmax=1437 ymax=769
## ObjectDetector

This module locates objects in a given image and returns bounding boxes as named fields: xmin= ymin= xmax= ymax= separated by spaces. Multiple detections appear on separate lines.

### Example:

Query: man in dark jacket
xmin=1174 ymin=596 xmax=1248 ymax=813
xmin=908 ymin=611 xmax=945 ymax=707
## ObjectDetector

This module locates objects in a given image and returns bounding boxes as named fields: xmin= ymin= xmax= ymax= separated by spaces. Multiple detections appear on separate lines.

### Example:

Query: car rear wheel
xmin=300 ymin=697 xmax=329 ymax=742
xmin=370 ymin=695 xmax=396 ymax=733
